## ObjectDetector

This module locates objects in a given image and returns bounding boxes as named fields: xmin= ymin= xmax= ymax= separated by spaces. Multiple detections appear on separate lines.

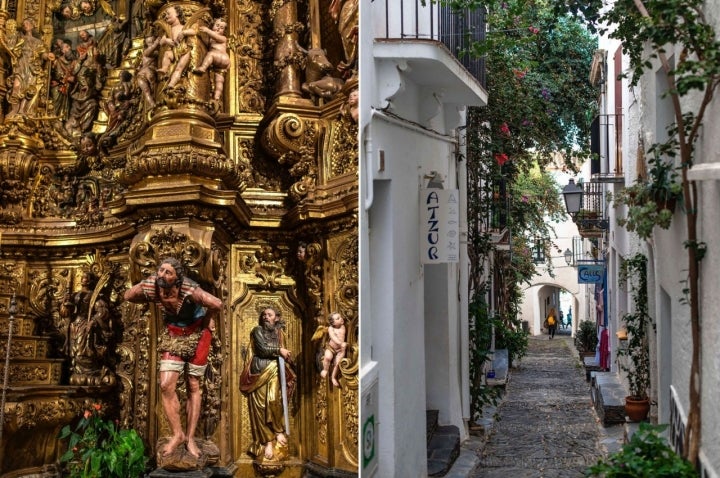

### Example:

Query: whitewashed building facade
xmin=359 ymin=1 xmax=488 ymax=476
xmin=596 ymin=5 xmax=720 ymax=475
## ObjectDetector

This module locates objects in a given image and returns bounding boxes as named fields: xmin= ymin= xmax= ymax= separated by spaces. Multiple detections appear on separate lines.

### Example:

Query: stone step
xmin=590 ymin=371 xmax=627 ymax=425
xmin=427 ymin=425 xmax=460 ymax=477
xmin=583 ymin=356 xmax=603 ymax=381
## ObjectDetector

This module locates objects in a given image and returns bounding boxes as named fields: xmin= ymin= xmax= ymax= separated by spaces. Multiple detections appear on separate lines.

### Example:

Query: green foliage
xmin=460 ymin=2 xmax=596 ymax=412
xmin=468 ymin=296 xmax=502 ymax=420
xmin=465 ymin=0 xmax=597 ymax=296
xmin=494 ymin=313 xmax=529 ymax=367
xmin=618 ymin=254 xmax=651 ymax=400
xmin=470 ymin=1 xmax=597 ymax=173
xmin=586 ymin=423 xmax=696 ymax=477
xmin=59 ymin=404 xmax=148 ymax=478
xmin=613 ymin=153 xmax=682 ymax=239
xmin=576 ymin=320 xmax=598 ymax=354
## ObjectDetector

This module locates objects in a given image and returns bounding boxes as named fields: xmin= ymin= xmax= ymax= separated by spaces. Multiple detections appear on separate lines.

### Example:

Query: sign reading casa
xmin=421 ymin=188 xmax=460 ymax=264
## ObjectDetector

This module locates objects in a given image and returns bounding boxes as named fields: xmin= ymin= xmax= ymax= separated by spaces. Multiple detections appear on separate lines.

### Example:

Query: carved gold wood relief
xmin=0 ymin=0 xmax=358 ymax=473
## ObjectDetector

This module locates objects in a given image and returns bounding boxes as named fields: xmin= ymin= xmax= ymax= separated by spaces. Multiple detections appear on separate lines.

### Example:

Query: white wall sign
xmin=420 ymin=188 xmax=460 ymax=264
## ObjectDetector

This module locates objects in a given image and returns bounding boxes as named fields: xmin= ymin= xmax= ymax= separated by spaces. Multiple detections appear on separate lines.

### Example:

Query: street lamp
xmin=564 ymin=248 xmax=573 ymax=266
xmin=562 ymin=179 xmax=583 ymax=217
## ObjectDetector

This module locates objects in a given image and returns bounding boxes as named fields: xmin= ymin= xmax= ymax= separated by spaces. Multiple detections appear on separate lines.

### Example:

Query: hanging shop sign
xmin=577 ymin=263 xmax=605 ymax=284
xmin=420 ymin=188 xmax=460 ymax=264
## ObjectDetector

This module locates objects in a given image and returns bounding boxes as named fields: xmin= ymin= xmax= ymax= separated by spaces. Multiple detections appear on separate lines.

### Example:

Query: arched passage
xmin=520 ymin=277 xmax=590 ymax=336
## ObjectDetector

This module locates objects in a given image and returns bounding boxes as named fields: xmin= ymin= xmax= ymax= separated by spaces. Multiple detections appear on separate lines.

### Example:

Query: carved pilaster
xmin=270 ymin=0 xmax=304 ymax=99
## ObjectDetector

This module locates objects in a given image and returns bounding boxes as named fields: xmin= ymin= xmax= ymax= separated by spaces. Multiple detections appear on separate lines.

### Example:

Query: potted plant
xmin=618 ymin=253 xmax=651 ymax=422
xmin=59 ymin=403 xmax=149 ymax=478
xmin=575 ymin=320 xmax=598 ymax=356
xmin=586 ymin=423 xmax=696 ymax=477
xmin=611 ymin=153 xmax=682 ymax=240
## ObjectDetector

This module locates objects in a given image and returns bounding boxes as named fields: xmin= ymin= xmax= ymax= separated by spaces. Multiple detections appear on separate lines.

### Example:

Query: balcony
xmin=591 ymin=114 xmax=625 ymax=183
xmin=574 ymin=181 xmax=608 ymax=238
xmin=373 ymin=0 xmax=488 ymax=106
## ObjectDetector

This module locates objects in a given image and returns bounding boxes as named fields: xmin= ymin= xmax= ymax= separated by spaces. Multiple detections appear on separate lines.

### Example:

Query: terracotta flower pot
xmin=625 ymin=396 xmax=650 ymax=422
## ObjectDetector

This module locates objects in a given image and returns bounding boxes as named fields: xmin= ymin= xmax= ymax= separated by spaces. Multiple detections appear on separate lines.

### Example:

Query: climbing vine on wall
xmin=460 ymin=0 xmax=597 ymax=418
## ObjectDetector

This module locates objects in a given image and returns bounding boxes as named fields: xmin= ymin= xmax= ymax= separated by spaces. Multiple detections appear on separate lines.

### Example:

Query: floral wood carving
xmin=234 ymin=0 xmax=267 ymax=113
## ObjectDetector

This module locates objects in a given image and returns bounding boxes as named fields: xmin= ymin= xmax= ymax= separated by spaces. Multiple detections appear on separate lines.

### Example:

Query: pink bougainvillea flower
xmin=93 ymin=403 xmax=101 ymax=411
xmin=84 ymin=410 xmax=92 ymax=419
xmin=495 ymin=153 xmax=509 ymax=166
xmin=500 ymin=122 xmax=511 ymax=136
xmin=541 ymin=88 xmax=550 ymax=100
xmin=528 ymin=26 xmax=540 ymax=34
xmin=522 ymin=195 xmax=529 ymax=203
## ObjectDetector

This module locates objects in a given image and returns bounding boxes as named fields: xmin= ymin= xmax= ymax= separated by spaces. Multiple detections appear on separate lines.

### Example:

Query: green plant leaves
xmin=58 ymin=407 xmax=148 ymax=478
xmin=586 ymin=423 xmax=696 ymax=477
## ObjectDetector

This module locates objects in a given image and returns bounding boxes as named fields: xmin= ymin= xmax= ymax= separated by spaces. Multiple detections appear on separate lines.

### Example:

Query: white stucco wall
xmin=606 ymin=3 xmax=720 ymax=472
xmin=364 ymin=110 xmax=469 ymax=476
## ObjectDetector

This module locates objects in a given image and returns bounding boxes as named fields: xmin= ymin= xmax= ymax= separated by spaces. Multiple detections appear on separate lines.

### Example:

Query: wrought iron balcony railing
xmin=573 ymin=181 xmax=608 ymax=237
xmin=377 ymin=0 xmax=487 ymax=87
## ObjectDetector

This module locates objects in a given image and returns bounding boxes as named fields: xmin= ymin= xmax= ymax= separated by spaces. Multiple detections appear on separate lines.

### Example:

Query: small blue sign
xmin=578 ymin=264 xmax=605 ymax=284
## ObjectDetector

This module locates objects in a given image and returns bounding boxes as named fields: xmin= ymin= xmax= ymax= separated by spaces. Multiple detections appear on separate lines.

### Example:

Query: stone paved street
xmin=467 ymin=334 xmax=608 ymax=478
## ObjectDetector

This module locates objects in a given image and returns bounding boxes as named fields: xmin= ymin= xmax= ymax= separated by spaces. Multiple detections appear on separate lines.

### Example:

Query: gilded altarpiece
xmin=0 ymin=0 xmax=358 ymax=475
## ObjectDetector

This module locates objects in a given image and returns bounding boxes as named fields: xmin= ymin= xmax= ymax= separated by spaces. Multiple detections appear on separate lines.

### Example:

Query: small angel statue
xmin=312 ymin=312 xmax=347 ymax=387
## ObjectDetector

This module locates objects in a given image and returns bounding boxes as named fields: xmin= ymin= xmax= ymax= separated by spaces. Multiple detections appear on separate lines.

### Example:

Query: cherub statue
xmin=136 ymin=33 xmax=160 ymax=107
xmin=156 ymin=5 xmax=199 ymax=89
xmin=193 ymin=18 xmax=229 ymax=103
xmin=313 ymin=312 xmax=347 ymax=387
xmin=340 ymin=85 xmax=358 ymax=122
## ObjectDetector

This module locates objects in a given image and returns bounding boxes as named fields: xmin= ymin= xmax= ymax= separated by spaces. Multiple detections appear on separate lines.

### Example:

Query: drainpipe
xmin=456 ymin=126 xmax=471 ymax=421
xmin=363 ymin=110 xmax=376 ymax=211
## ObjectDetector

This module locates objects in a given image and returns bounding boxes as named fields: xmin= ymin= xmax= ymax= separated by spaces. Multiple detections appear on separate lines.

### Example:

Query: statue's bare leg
xmin=185 ymin=375 xmax=202 ymax=458
xmin=331 ymin=349 xmax=345 ymax=387
xmin=159 ymin=369 xmax=185 ymax=455
xmin=213 ymin=74 xmax=225 ymax=102
xmin=320 ymin=349 xmax=332 ymax=378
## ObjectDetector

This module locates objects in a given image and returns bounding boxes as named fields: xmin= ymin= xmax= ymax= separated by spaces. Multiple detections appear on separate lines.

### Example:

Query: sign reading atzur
xmin=421 ymin=189 xmax=460 ymax=264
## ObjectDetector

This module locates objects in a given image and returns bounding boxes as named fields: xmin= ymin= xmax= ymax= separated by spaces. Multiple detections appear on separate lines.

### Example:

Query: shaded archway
xmin=521 ymin=279 xmax=590 ymax=336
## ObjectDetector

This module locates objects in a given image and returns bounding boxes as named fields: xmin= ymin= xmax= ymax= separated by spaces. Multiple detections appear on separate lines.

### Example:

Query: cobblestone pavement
xmin=468 ymin=334 xmax=607 ymax=478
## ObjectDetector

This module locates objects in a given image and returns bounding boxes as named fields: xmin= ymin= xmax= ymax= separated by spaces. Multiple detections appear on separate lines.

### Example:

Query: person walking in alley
xmin=545 ymin=307 xmax=558 ymax=339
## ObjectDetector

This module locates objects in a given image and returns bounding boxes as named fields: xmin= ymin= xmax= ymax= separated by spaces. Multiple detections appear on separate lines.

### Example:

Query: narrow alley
xmin=466 ymin=334 xmax=617 ymax=478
